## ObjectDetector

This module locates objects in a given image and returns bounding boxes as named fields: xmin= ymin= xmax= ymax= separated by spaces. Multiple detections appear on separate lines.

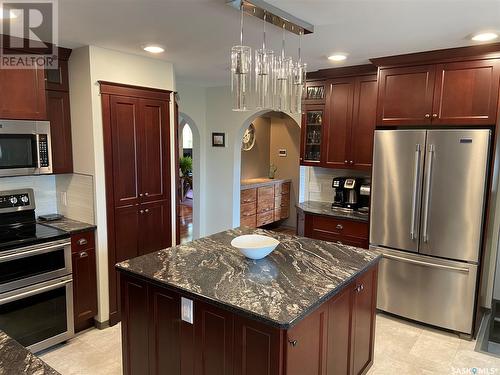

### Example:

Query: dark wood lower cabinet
xmin=119 ymin=264 xmax=378 ymax=375
xmin=71 ymin=230 xmax=98 ymax=332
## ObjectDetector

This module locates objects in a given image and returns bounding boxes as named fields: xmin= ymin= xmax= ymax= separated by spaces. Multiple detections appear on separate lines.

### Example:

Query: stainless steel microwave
xmin=0 ymin=120 xmax=52 ymax=177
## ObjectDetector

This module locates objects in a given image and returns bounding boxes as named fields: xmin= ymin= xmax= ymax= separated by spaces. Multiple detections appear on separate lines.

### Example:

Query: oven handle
xmin=0 ymin=241 xmax=71 ymax=263
xmin=0 ymin=278 xmax=72 ymax=305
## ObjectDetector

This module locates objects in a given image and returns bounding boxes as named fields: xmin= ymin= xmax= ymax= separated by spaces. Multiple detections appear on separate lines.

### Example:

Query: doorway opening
xmin=178 ymin=118 xmax=195 ymax=243
xmin=237 ymin=111 xmax=300 ymax=234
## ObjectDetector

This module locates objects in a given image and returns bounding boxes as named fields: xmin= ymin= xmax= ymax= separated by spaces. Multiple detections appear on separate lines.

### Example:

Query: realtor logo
xmin=0 ymin=0 xmax=58 ymax=69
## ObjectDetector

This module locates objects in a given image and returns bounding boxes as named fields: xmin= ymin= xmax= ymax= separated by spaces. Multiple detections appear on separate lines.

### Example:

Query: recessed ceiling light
xmin=143 ymin=45 xmax=165 ymax=54
xmin=328 ymin=54 xmax=347 ymax=62
xmin=471 ymin=32 xmax=498 ymax=42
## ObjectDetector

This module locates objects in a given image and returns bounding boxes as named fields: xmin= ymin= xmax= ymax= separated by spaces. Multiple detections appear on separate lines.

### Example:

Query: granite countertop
xmin=241 ymin=177 xmax=291 ymax=190
xmin=297 ymin=201 xmax=369 ymax=223
xmin=116 ymin=227 xmax=380 ymax=329
xmin=0 ymin=331 xmax=59 ymax=375
xmin=39 ymin=217 xmax=97 ymax=234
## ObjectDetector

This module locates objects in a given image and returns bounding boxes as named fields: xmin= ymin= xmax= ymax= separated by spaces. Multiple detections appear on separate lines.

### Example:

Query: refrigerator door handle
xmin=383 ymin=253 xmax=470 ymax=273
xmin=422 ymin=144 xmax=435 ymax=243
xmin=410 ymin=144 xmax=421 ymax=240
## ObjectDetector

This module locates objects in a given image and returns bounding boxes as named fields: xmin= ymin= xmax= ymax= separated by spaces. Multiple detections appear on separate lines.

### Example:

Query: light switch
xmin=181 ymin=297 xmax=193 ymax=324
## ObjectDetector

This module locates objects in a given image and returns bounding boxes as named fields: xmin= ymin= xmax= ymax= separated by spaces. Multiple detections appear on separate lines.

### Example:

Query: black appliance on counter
xmin=332 ymin=177 xmax=370 ymax=210
xmin=0 ymin=188 xmax=74 ymax=353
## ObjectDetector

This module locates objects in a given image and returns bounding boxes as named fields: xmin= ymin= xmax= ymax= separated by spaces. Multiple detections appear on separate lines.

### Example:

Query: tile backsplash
xmin=306 ymin=167 xmax=370 ymax=202
xmin=56 ymin=173 xmax=95 ymax=224
xmin=0 ymin=175 xmax=57 ymax=215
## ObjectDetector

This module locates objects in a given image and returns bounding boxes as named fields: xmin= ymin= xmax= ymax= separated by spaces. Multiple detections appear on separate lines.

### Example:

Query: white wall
xmin=69 ymin=46 xmax=176 ymax=324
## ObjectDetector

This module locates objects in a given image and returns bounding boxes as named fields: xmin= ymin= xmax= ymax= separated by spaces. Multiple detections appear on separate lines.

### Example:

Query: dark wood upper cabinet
xmin=47 ymin=90 xmax=73 ymax=174
xmin=350 ymin=75 xmax=378 ymax=170
xmin=323 ymin=78 xmax=354 ymax=169
xmin=432 ymin=59 xmax=500 ymax=125
xmin=139 ymin=99 xmax=170 ymax=203
xmin=376 ymin=58 xmax=500 ymax=126
xmin=301 ymin=69 xmax=377 ymax=170
xmin=0 ymin=66 xmax=47 ymax=120
xmin=376 ymin=65 xmax=435 ymax=126
xmin=46 ymin=59 xmax=69 ymax=91
xmin=110 ymin=96 xmax=142 ymax=208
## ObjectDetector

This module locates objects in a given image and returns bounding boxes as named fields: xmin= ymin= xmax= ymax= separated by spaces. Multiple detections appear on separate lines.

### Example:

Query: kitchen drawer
xmin=310 ymin=215 xmax=368 ymax=238
xmin=274 ymin=206 xmax=290 ymax=221
xmin=241 ymin=215 xmax=257 ymax=228
xmin=257 ymin=211 xmax=274 ymax=227
xmin=241 ymin=188 xmax=257 ymax=204
xmin=275 ymin=182 xmax=291 ymax=196
xmin=274 ymin=194 xmax=290 ymax=208
xmin=257 ymin=186 xmax=274 ymax=201
xmin=71 ymin=230 xmax=95 ymax=253
xmin=241 ymin=201 xmax=256 ymax=218
xmin=257 ymin=196 xmax=275 ymax=214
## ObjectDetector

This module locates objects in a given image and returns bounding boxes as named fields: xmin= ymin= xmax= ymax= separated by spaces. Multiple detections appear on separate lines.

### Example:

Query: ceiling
xmin=57 ymin=0 xmax=500 ymax=86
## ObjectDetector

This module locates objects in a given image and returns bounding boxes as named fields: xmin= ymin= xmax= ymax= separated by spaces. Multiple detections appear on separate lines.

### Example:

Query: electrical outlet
xmin=60 ymin=191 xmax=67 ymax=206
xmin=181 ymin=297 xmax=193 ymax=324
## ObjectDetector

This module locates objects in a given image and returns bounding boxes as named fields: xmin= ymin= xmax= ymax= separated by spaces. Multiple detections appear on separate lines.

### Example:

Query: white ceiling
xmin=57 ymin=0 xmax=500 ymax=86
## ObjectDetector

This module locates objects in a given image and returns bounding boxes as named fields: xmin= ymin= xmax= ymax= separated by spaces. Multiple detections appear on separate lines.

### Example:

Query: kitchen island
xmin=116 ymin=228 xmax=380 ymax=375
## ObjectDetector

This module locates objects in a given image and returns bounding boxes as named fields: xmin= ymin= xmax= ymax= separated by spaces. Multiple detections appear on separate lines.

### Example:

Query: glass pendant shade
xmin=231 ymin=45 xmax=252 ymax=111
xmin=274 ymin=55 xmax=292 ymax=112
xmin=290 ymin=62 xmax=307 ymax=114
xmin=255 ymin=48 xmax=274 ymax=109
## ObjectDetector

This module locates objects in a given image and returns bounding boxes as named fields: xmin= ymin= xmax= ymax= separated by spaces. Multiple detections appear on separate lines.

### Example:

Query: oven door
xmin=0 ymin=239 xmax=72 ymax=293
xmin=0 ymin=120 xmax=52 ymax=176
xmin=0 ymin=275 xmax=74 ymax=352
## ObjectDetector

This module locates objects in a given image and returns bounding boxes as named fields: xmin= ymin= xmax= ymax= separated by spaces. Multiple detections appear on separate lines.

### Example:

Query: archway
xmin=232 ymin=110 xmax=301 ymax=228
xmin=178 ymin=112 xmax=201 ymax=241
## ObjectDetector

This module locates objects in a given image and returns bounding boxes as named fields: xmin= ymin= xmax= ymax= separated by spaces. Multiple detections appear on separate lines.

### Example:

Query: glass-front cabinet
xmin=301 ymin=106 xmax=325 ymax=165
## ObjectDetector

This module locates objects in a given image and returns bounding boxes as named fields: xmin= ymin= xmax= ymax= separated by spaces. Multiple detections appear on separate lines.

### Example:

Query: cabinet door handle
xmin=432 ymin=113 xmax=438 ymax=119
xmin=140 ymin=210 xmax=144 ymax=214
xmin=288 ymin=339 xmax=298 ymax=347
xmin=77 ymin=238 xmax=88 ymax=246
xmin=344 ymin=160 xmax=348 ymax=163
xmin=144 ymin=192 xmax=149 ymax=196
xmin=145 ymin=209 xmax=149 ymax=213
xmin=139 ymin=193 xmax=143 ymax=197
xmin=79 ymin=251 xmax=88 ymax=258
xmin=336 ymin=224 xmax=343 ymax=230
xmin=424 ymin=113 xmax=431 ymax=119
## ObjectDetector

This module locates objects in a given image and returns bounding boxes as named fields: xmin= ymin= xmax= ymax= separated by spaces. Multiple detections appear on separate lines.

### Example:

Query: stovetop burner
xmin=0 ymin=188 xmax=69 ymax=251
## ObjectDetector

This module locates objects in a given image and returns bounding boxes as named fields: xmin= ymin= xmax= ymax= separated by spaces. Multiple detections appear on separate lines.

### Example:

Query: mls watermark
xmin=451 ymin=367 xmax=499 ymax=375
xmin=0 ymin=0 xmax=58 ymax=69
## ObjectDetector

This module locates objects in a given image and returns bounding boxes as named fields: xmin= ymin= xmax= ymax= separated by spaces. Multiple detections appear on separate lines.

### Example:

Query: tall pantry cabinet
xmin=100 ymin=82 xmax=172 ymax=325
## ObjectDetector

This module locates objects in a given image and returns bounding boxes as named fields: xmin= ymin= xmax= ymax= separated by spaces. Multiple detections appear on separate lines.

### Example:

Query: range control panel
xmin=0 ymin=189 xmax=34 ymax=211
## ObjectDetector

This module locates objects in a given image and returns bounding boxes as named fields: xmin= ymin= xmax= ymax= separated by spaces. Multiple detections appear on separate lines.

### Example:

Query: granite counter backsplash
xmin=0 ymin=331 xmax=59 ymax=375
xmin=116 ymin=227 xmax=380 ymax=329
xmin=39 ymin=217 xmax=96 ymax=234
xmin=297 ymin=201 xmax=369 ymax=222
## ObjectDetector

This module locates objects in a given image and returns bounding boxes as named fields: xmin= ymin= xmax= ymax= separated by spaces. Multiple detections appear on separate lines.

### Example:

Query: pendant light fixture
xmin=290 ymin=31 xmax=307 ymax=114
xmin=255 ymin=12 xmax=274 ymax=109
xmin=274 ymin=24 xmax=292 ymax=112
xmin=231 ymin=6 xmax=252 ymax=111
xmin=228 ymin=0 xmax=314 ymax=113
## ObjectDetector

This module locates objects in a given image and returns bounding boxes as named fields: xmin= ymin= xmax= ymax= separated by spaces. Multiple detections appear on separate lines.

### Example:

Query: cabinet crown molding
xmin=307 ymin=64 xmax=377 ymax=80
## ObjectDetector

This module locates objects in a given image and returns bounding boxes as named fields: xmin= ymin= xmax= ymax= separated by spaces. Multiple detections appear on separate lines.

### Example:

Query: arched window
xmin=182 ymin=124 xmax=193 ymax=149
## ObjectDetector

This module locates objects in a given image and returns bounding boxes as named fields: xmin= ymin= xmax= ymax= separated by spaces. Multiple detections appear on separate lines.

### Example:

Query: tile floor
xmin=39 ymin=313 xmax=500 ymax=375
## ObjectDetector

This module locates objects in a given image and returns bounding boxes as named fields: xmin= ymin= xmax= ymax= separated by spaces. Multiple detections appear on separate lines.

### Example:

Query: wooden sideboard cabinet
xmin=240 ymin=180 xmax=291 ymax=228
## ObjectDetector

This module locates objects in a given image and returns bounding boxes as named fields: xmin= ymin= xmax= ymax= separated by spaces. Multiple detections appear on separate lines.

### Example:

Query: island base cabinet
xmin=119 ymin=264 xmax=378 ymax=375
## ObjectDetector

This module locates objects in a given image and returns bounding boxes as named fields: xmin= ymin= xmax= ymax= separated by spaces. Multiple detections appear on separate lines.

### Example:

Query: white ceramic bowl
xmin=231 ymin=234 xmax=280 ymax=260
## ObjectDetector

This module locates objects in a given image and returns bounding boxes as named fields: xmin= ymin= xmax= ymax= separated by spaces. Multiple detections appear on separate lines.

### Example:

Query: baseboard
xmin=94 ymin=319 xmax=110 ymax=330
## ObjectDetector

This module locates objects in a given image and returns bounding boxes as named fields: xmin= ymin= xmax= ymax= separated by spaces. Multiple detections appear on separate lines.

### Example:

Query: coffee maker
xmin=332 ymin=177 xmax=370 ymax=210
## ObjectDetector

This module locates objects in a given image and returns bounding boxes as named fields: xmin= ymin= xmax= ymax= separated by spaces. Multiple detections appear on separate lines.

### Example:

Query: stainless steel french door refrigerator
xmin=370 ymin=129 xmax=491 ymax=335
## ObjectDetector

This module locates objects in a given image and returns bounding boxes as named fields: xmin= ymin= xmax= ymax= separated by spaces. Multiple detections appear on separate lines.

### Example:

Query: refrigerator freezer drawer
xmin=375 ymin=247 xmax=478 ymax=334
